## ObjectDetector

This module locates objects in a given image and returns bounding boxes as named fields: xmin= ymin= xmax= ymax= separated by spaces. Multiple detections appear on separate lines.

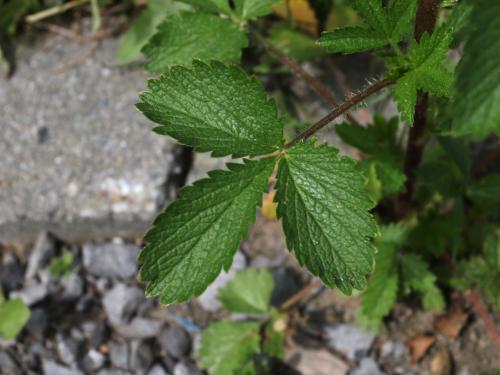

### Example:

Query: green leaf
xmin=358 ymin=241 xmax=398 ymax=332
xmin=387 ymin=0 xmax=417 ymax=42
xmin=437 ymin=137 xmax=471 ymax=178
xmin=0 ymin=298 xmax=31 ymax=339
xmin=218 ymin=268 xmax=274 ymax=314
xmin=317 ymin=27 xmax=388 ymax=54
xmin=49 ymin=250 xmax=74 ymax=277
xmin=416 ymin=160 xmax=464 ymax=197
xmin=142 ymin=12 xmax=248 ymax=72
xmin=173 ymin=0 xmax=230 ymax=14
xmin=200 ymin=321 xmax=261 ymax=375
xmin=235 ymin=0 xmax=280 ymax=20
xmin=350 ymin=0 xmax=390 ymax=36
xmin=467 ymin=173 xmax=500 ymax=210
xmin=139 ymin=157 xmax=276 ymax=304
xmin=268 ymin=26 xmax=325 ymax=61
xmin=116 ymin=0 xmax=189 ymax=64
xmin=263 ymin=315 xmax=286 ymax=358
xmin=394 ymin=28 xmax=453 ymax=124
xmin=401 ymin=254 xmax=445 ymax=310
xmin=137 ymin=61 xmax=284 ymax=158
xmin=275 ymin=141 xmax=377 ymax=294
xmin=451 ymin=0 xmax=500 ymax=138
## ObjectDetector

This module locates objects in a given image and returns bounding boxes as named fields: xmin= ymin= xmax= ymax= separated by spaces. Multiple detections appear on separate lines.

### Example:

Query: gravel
xmin=82 ymin=242 xmax=140 ymax=279
xmin=103 ymin=283 xmax=145 ymax=324
xmin=158 ymin=326 xmax=192 ymax=359
xmin=324 ymin=324 xmax=375 ymax=361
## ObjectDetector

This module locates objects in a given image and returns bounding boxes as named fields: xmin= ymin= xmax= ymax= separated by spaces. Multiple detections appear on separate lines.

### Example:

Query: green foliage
xmin=451 ymin=0 xmax=500 ymax=138
xmin=275 ymin=141 xmax=377 ymax=294
xmin=199 ymin=268 xmax=285 ymax=375
xmin=0 ymin=290 xmax=30 ymax=340
xmin=336 ymin=115 xmax=406 ymax=196
xmin=139 ymin=158 xmax=275 ymax=304
xmin=137 ymin=61 xmax=284 ymax=157
xmin=0 ymin=0 xmax=38 ymax=33
xmin=455 ymin=230 xmax=500 ymax=310
xmin=393 ymin=27 xmax=454 ymax=123
xmin=142 ymin=12 xmax=248 ymax=71
xmin=466 ymin=173 xmax=500 ymax=211
xmin=234 ymin=0 xmax=280 ymax=20
xmin=318 ymin=0 xmax=417 ymax=54
xmin=49 ymin=250 xmax=74 ymax=277
xmin=218 ymin=268 xmax=274 ymax=314
xmin=200 ymin=321 xmax=261 ymax=375
xmin=116 ymin=0 xmax=189 ymax=64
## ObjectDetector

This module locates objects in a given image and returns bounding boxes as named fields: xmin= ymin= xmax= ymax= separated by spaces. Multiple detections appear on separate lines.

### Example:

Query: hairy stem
xmin=397 ymin=0 xmax=438 ymax=216
xmin=285 ymin=79 xmax=393 ymax=148
xmin=254 ymin=32 xmax=358 ymax=124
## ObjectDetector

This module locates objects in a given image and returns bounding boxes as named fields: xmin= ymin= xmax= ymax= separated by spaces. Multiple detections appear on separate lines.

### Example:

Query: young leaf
xmin=200 ymin=321 xmax=261 ymax=375
xmin=235 ymin=0 xmax=280 ymax=20
xmin=142 ymin=12 xmax=248 ymax=72
xmin=451 ymin=0 xmax=500 ymax=138
xmin=358 ymin=242 xmax=398 ymax=332
xmin=317 ymin=27 xmax=388 ymax=54
xmin=394 ymin=28 xmax=453 ymax=124
xmin=0 ymin=298 xmax=31 ymax=339
xmin=139 ymin=157 xmax=276 ymax=304
xmin=275 ymin=141 xmax=377 ymax=294
xmin=137 ymin=61 xmax=284 ymax=158
xmin=218 ymin=268 xmax=274 ymax=314
xmin=401 ymin=254 xmax=445 ymax=310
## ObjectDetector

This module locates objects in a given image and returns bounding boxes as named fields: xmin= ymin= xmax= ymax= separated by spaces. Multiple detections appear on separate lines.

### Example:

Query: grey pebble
xmin=82 ymin=242 xmax=139 ymax=279
xmin=324 ymin=324 xmax=375 ymax=361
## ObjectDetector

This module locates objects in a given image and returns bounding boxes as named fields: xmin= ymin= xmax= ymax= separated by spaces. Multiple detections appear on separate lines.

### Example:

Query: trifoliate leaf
xmin=0 ymin=298 xmax=30 ymax=339
xmin=218 ymin=268 xmax=274 ymax=314
xmin=401 ymin=254 xmax=445 ymax=310
xmin=235 ymin=0 xmax=280 ymax=20
xmin=394 ymin=28 xmax=453 ymax=124
xmin=142 ymin=12 xmax=248 ymax=72
xmin=200 ymin=321 xmax=261 ymax=375
xmin=275 ymin=141 xmax=377 ymax=294
xmin=358 ymin=241 xmax=398 ymax=332
xmin=139 ymin=157 xmax=276 ymax=304
xmin=466 ymin=173 xmax=500 ymax=210
xmin=137 ymin=61 xmax=284 ymax=158
xmin=451 ymin=0 xmax=500 ymax=138
xmin=317 ymin=27 xmax=388 ymax=54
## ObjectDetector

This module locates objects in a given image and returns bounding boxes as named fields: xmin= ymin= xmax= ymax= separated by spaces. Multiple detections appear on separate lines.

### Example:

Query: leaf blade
xmin=139 ymin=157 xmax=276 ymax=304
xmin=318 ymin=27 xmax=388 ymax=54
xmin=275 ymin=141 xmax=377 ymax=294
xmin=137 ymin=61 xmax=284 ymax=158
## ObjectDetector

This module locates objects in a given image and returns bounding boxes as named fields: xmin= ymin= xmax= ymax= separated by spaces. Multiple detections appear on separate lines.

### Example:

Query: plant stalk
xmin=285 ymin=78 xmax=393 ymax=148
xmin=397 ymin=0 xmax=439 ymax=216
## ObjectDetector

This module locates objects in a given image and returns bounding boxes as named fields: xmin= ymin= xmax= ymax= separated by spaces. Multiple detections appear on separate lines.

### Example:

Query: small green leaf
xmin=393 ymin=28 xmax=454 ymax=124
xmin=200 ymin=321 xmax=261 ymax=375
xmin=263 ymin=314 xmax=286 ymax=358
xmin=218 ymin=268 xmax=274 ymax=314
xmin=142 ymin=12 xmax=248 ymax=72
xmin=451 ymin=0 xmax=500 ymax=138
xmin=137 ymin=61 xmax=284 ymax=158
xmin=358 ymin=241 xmax=398 ymax=332
xmin=401 ymin=254 xmax=445 ymax=310
xmin=275 ymin=141 xmax=377 ymax=294
xmin=0 ymin=298 xmax=31 ymax=339
xmin=139 ymin=157 xmax=276 ymax=304
xmin=49 ymin=250 xmax=74 ymax=277
xmin=235 ymin=0 xmax=280 ymax=20
xmin=317 ymin=27 xmax=388 ymax=54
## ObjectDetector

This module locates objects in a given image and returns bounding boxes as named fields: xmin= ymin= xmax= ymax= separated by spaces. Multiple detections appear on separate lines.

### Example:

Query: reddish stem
xmin=467 ymin=291 xmax=500 ymax=347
